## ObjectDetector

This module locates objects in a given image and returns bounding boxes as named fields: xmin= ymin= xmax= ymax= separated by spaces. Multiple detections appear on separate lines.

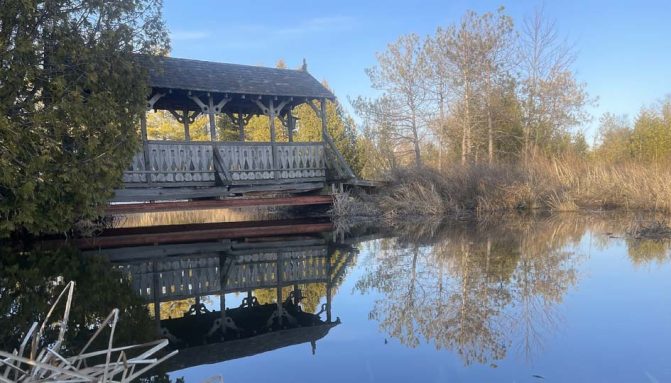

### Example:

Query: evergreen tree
xmin=0 ymin=0 xmax=169 ymax=236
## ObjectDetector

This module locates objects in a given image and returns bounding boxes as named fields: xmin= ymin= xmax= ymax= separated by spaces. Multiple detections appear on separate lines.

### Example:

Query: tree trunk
xmin=438 ymin=92 xmax=445 ymax=171
xmin=462 ymin=88 xmax=471 ymax=165
xmin=412 ymin=112 xmax=422 ymax=167
xmin=488 ymin=106 xmax=493 ymax=164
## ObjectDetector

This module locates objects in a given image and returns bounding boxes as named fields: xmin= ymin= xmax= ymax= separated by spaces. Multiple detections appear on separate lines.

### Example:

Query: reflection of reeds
xmin=112 ymin=207 xmax=281 ymax=228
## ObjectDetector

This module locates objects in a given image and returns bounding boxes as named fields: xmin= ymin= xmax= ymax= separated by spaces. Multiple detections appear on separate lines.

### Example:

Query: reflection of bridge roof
xmin=163 ymin=322 xmax=338 ymax=372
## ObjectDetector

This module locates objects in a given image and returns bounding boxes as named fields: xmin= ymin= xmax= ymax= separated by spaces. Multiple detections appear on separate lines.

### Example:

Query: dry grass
xmin=360 ymin=158 xmax=671 ymax=221
xmin=113 ymin=207 xmax=279 ymax=228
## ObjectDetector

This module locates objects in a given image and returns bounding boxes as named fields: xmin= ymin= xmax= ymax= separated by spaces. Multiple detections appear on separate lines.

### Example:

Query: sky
xmin=163 ymin=0 xmax=671 ymax=140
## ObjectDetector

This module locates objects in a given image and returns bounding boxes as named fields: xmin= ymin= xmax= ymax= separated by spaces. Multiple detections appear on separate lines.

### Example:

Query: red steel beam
xmin=106 ymin=195 xmax=333 ymax=215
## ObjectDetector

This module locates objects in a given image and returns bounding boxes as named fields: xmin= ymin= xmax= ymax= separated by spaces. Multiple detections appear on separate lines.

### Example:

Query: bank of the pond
xmin=335 ymin=160 xmax=671 ymax=222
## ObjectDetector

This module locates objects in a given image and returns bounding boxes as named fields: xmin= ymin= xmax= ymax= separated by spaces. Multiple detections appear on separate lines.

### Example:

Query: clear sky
xmin=163 ymin=0 xmax=671 ymax=139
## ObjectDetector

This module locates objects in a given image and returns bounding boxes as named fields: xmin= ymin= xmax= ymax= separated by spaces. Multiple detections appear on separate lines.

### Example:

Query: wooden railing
xmin=122 ymin=141 xmax=327 ymax=186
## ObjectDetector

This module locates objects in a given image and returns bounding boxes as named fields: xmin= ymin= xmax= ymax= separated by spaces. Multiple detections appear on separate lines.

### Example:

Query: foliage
xmin=146 ymin=110 xmax=210 ymax=141
xmin=0 ymin=0 xmax=169 ymax=237
xmin=595 ymin=97 xmax=671 ymax=164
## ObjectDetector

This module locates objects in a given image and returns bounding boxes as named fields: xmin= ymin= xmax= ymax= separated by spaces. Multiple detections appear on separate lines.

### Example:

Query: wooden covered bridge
xmin=113 ymin=56 xmax=356 ymax=203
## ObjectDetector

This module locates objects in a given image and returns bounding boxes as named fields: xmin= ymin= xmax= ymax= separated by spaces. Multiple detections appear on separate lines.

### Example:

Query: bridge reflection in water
xmin=95 ymin=231 xmax=356 ymax=371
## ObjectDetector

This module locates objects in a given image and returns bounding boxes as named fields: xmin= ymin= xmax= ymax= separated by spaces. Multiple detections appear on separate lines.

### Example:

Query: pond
xmin=1 ymin=212 xmax=670 ymax=382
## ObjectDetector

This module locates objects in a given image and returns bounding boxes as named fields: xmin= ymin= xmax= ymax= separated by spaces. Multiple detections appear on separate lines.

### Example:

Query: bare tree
xmin=519 ymin=7 xmax=591 ymax=163
xmin=362 ymin=33 xmax=430 ymax=167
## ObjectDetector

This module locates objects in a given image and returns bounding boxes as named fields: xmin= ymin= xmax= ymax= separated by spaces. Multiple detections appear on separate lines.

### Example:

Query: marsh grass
xmin=360 ymin=158 xmax=671 ymax=221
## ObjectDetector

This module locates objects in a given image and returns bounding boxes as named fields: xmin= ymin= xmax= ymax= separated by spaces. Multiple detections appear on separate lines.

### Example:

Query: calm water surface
xmin=1 ymin=213 xmax=670 ymax=382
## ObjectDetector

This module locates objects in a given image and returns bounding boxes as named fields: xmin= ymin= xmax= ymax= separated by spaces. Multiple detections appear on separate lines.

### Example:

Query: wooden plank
xmin=106 ymin=195 xmax=333 ymax=214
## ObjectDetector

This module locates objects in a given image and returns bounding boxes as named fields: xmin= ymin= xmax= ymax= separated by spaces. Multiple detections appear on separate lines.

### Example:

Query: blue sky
xmin=163 ymin=0 xmax=671 ymax=140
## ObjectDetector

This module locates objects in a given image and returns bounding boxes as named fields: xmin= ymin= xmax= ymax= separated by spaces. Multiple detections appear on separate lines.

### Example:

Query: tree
xmin=430 ymin=8 xmax=516 ymax=165
xmin=358 ymin=34 xmax=430 ymax=167
xmin=146 ymin=111 xmax=210 ymax=141
xmin=0 ymin=0 xmax=169 ymax=236
xmin=518 ymin=7 xmax=591 ymax=162
xmin=594 ymin=113 xmax=632 ymax=163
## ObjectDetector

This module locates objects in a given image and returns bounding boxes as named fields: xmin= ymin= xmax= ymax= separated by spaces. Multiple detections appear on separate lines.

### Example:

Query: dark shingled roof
xmin=145 ymin=56 xmax=335 ymax=100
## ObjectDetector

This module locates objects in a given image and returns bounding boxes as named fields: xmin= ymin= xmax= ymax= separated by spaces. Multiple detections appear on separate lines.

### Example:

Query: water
xmin=1 ymin=213 xmax=670 ymax=382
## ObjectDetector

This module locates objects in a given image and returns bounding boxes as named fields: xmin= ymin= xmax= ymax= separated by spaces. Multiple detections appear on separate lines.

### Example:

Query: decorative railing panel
xmin=123 ymin=141 xmax=327 ymax=186
xmin=276 ymin=144 xmax=326 ymax=180
xmin=123 ymin=142 xmax=215 ymax=185
xmin=216 ymin=144 xmax=274 ymax=182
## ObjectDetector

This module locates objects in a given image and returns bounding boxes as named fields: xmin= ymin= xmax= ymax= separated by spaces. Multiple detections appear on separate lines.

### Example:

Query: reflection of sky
xmin=170 ymin=232 xmax=671 ymax=383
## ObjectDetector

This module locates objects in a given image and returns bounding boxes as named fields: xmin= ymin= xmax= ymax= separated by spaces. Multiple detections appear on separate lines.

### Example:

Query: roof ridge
xmin=162 ymin=56 xmax=307 ymax=73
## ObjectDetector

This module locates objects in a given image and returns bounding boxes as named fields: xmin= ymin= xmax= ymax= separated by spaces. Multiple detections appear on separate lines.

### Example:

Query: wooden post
xmin=269 ymin=99 xmax=279 ymax=180
xmin=140 ymin=113 xmax=152 ymax=184
xmin=183 ymin=109 xmax=190 ymax=141
xmin=208 ymin=94 xmax=217 ymax=141
xmin=320 ymin=98 xmax=328 ymax=141
xmin=287 ymin=107 xmax=294 ymax=143
xmin=238 ymin=110 xmax=245 ymax=141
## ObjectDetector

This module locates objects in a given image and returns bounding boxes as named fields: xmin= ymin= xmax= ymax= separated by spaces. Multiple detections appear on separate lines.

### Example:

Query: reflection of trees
xmin=0 ymin=245 xmax=155 ymax=354
xmin=356 ymin=215 xmax=586 ymax=365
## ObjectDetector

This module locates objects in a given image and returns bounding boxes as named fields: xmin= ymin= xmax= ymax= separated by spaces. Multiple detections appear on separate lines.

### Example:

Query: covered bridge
xmin=114 ymin=56 xmax=355 ymax=202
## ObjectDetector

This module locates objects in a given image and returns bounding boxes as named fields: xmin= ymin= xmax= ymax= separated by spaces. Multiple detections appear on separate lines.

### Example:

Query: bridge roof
xmin=144 ymin=56 xmax=335 ymax=100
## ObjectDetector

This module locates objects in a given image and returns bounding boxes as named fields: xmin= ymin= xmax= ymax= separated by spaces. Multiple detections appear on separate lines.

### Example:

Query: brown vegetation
xmin=351 ymin=158 xmax=671 ymax=221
